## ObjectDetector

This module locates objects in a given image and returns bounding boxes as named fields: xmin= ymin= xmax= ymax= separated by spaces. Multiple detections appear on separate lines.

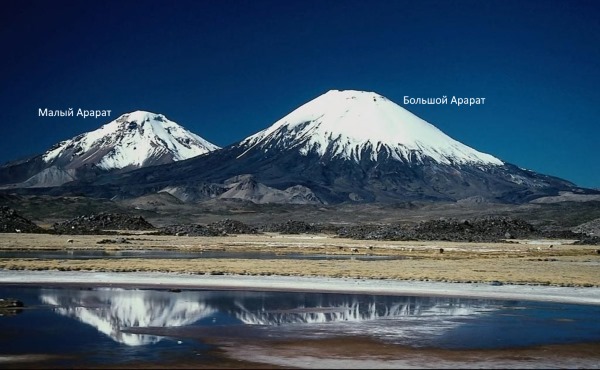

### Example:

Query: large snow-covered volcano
xmin=239 ymin=90 xmax=503 ymax=166
xmin=0 ymin=111 xmax=219 ymax=187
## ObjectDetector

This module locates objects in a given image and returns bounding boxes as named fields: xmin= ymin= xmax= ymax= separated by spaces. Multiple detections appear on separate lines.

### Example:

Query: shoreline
xmin=2 ymin=270 xmax=600 ymax=306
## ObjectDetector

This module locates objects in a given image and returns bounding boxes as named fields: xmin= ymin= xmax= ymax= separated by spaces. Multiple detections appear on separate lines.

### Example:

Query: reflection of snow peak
xmin=39 ymin=288 xmax=499 ymax=347
xmin=40 ymin=289 xmax=216 ymax=346
xmin=231 ymin=297 xmax=499 ymax=346
xmin=233 ymin=297 xmax=495 ymax=326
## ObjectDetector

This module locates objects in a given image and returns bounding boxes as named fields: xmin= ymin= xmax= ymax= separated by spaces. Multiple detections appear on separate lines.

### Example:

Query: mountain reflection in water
xmin=40 ymin=289 xmax=217 ymax=346
xmin=40 ymin=288 xmax=498 ymax=346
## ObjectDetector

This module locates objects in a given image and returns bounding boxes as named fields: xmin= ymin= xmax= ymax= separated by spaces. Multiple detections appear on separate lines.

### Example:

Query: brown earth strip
xmin=0 ymin=233 xmax=599 ymax=287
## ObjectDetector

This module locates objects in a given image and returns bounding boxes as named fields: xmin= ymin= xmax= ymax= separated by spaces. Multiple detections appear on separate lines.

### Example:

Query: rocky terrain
xmin=156 ymin=217 xmax=565 ymax=242
xmin=0 ymin=200 xmax=598 ymax=243
xmin=52 ymin=212 xmax=156 ymax=235
xmin=574 ymin=237 xmax=600 ymax=246
xmin=260 ymin=220 xmax=333 ymax=234
xmin=336 ymin=217 xmax=545 ymax=242
xmin=0 ymin=206 xmax=44 ymax=233
xmin=572 ymin=217 xmax=600 ymax=237
xmin=573 ymin=231 xmax=600 ymax=245
xmin=159 ymin=216 xmax=581 ymax=242
xmin=158 ymin=219 xmax=259 ymax=236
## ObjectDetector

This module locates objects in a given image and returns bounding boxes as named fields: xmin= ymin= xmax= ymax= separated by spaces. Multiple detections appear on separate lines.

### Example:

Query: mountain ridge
xmin=47 ymin=89 xmax=591 ymax=204
xmin=0 ymin=90 xmax=595 ymax=204
xmin=0 ymin=111 xmax=219 ymax=188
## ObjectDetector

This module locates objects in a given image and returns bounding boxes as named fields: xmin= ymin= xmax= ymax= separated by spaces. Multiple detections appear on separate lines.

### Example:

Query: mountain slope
xmin=2 ymin=90 xmax=593 ymax=204
xmin=0 ymin=111 xmax=219 ymax=187
xmin=238 ymin=90 xmax=502 ymax=166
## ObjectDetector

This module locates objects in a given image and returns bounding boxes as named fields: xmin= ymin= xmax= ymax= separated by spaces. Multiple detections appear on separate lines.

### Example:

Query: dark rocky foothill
xmin=158 ymin=224 xmax=219 ymax=237
xmin=411 ymin=216 xmax=538 ymax=242
xmin=538 ymin=228 xmax=583 ymax=239
xmin=53 ymin=212 xmax=155 ymax=235
xmin=97 ymin=237 xmax=131 ymax=244
xmin=208 ymin=219 xmax=258 ymax=235
xmin=0 ymin=206 xmax=45 ymax=233
xmin=337 ymin=217 xmax=549 ymax=242
xmin=572 ymin=218 xmax=600 ymax=237
xmin=159 ymin=219 xmax=258 ymax=236
xmin=573 ymin=237 xmax=600 ymax=246
xmin=158 ymin=216 xmax=594 ymax=243
xmin=337 ymin=224 xmax=413 ymax=241
xmin=261 ymin=220 xmax=326 ymax=234
xmin=3 ymin=201 xmax=596 ymax=245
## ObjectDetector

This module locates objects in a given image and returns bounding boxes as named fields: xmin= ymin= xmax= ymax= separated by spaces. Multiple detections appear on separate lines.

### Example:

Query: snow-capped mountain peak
xmin=239 ymin=90 xmax=503 ymax=166
xmin=42 ymin=110 xmax=220 ymax=170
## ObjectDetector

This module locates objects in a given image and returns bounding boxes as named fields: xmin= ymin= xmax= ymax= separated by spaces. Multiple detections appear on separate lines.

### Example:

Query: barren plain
xmin=1 ymin=232 xmax=598 ymax=287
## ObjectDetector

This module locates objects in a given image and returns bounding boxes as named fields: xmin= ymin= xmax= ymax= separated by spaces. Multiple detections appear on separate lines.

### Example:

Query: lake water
xmin=1 ymin=286 xmax=599 ymax=368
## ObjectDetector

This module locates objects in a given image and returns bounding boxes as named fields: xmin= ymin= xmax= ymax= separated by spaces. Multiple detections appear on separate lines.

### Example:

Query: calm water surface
xmin=1 ymin=286 xmax=599 ymax=367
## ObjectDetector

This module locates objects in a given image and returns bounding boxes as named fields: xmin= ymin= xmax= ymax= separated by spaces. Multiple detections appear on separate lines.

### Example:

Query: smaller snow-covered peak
xmin=99 ymin=111 xmax=183 ymax=136
xmin=42 ymin=111 xmax=220 ymax=170
xmin=240 ymin=90 xmax=503 ymax=166
xmin=122 ymin=110 xmax=164 ymax=122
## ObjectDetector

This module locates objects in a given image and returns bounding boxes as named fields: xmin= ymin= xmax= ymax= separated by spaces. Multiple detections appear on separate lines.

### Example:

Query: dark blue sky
xmin=1 ymin=0 xmax=598 ymax=188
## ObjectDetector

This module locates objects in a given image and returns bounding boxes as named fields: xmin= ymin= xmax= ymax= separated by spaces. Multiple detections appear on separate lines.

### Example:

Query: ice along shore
xmin=2 ymin=270 xmax=600 ymax=306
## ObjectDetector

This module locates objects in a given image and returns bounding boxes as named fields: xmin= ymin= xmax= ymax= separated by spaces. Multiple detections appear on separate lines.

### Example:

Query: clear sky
xmin=1 ymin=0 xmax=598 ymax=188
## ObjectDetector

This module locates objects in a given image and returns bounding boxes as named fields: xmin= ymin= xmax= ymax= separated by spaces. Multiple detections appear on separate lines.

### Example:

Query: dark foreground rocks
xmin=0 ymin=298 xmax=24 ymax=308
xmin=160 ymin=219 xmax=337 ymax=236
xmin=260 ymin=220 xmax=331 ymax=234
xmin=572 ymin=218 xmax=600 ymax=237
xmin=159 ymin=215 xmax=593 ymax=243
xmin=97 ymin=237 xmax=131 ymax=244
xmin=158 ymin=216 xmax=551 ymax=242
xmin=53 ymin=213 xmax=155 ymax=235
xmin=158 ymin=219 xmax=258 ymax=236
xmin=573 ymin=237 xmax=600 ymax=246
xmin=0 ymin=206 xmax=44 ymax=233
xmin=337 ymin=216 xmax=580 ymax=243
xmin=0 ymin=298 xmax=24 ymax=316
xmin=1 ymin=207 xmax=595 ymax=244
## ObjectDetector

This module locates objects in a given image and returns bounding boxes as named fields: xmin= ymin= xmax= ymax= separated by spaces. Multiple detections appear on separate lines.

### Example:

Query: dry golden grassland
xmin=0 ymin=233 xmax=599 ymax=286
